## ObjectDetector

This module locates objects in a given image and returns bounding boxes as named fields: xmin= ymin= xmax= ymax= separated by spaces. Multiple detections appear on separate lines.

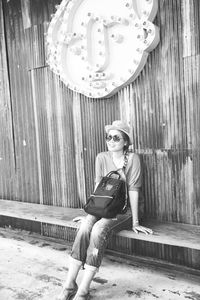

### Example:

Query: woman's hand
xmin=132 ymin=224 xmax=153 ymax=235
xmin=73 ymin=216 xmax=85 ymax=223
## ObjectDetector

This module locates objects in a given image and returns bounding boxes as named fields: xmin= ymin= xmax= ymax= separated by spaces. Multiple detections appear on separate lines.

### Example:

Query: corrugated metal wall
xmin=0 ymin=0 xmax=200 ymax=225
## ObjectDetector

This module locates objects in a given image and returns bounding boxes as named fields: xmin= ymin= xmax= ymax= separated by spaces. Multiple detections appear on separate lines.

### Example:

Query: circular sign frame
xmin=47 ymin=0 xmax=160 ymax=98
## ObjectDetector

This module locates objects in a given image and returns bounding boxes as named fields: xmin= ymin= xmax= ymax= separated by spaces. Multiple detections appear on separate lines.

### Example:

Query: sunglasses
xmin=105 ymin=134 xmax=123 ymax=143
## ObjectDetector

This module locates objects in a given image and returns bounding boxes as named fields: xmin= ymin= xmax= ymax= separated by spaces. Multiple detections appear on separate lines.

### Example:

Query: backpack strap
xmin=106 ymin=170 xmax=121 ymax=179
xmin=121 ymin=151 xmax=129 ymax=212
xmin=110 ymin=151 xmax=129 ymax=213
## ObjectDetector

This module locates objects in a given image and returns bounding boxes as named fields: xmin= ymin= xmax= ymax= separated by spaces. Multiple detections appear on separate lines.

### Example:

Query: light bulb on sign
xmin=46 ymin=0 xmax=160 ymax=98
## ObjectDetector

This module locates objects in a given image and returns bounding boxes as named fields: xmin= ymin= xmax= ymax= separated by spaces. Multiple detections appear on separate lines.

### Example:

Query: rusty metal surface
xmin=0 ymin=0 xmax=200 ymax=227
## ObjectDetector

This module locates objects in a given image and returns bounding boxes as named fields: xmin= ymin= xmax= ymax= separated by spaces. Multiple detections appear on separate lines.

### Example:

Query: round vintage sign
xmin=46 ymin=0 xmax=159 ymax=98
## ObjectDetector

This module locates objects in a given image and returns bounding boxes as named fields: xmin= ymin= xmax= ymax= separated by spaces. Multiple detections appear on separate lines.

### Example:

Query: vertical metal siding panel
xmin=55 ymin=80 xmax=70 ymax=207
xmin=158 ymin=152 xmax=164 ymax=220
xmin=166 ymin=153 xmax=172 ymax=221
xmin=147 ymin=64 xmax=156 ymax=149
xmin=2 ymin=0 xmax=41 ymax=204
xmin=56 ymin=86 xmax=79 ymax=208
xmin=31 ymin=68 xmax=53 ymax=205
xmin=144 ymin=154 xmax=151 ymax=218
xmin=183 ymin=55 xmax=200 ymax=225
xmin=154 ymin=152 xmax=159 ymax=220
xmin=117 ymin=0 xmax=200 ymax=225
xmin=30 ymin=71 xmax=44 ymax=204
xmin=72 ymin=92 xmax=86 ymax=207
xmin=20 ymin=30 xmax=36 ymax=204
xmin=11 ymin=29 xmax=29 ymax=203
xmin=68 ymin=91 xmax=80 ymax=208
xmin=30 ymin=68 xmax=79 ymax=207
xmin=80 ymin=95 xmax=120 ymax=198
xmin=57 ymin=79 xmax=79 ymax=207
xmin=25 ymin=25 xmax=55 ymax=204
xmin=130 ymin=85 xmax=139 ymax=151
xmin=182 ymin=0 xmax=200 ymax=223
xmin=44 ymin=69 xmax=58 ymax=206
xmin=21 ymin=0 xmax=31 ymax=29
xmin=0 ymin=0 xmax=16 ymax=199
xmin=1 ymin=0 xmax=200 ymax=226
xmin=182 ymin=0 xmax=200 ymax=58
xmin=171 ymin=0 xmax=180 ymax=150
xmin=135 ymin=84 xmax=143 ymax=150
xmin=176 ymin=6 xmax=187 ymax=151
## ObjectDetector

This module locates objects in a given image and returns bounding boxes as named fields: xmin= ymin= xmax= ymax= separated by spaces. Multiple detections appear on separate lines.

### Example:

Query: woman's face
xmin=106 ymin=129 xmax=125 ymax=152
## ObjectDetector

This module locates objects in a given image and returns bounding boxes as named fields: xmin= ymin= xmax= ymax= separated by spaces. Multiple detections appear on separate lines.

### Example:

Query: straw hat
xmin=105 ymin=120 xmax=133 ymax=144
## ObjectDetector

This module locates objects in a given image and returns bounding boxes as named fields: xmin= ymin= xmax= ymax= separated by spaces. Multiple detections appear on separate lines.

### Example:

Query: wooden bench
xmin=0 ymin=199 xmax=199 ymax=271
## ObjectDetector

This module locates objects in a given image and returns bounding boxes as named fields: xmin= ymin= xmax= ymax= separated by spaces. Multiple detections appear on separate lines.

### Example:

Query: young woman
xmin=58 ymin=120 xmax=153 ymax=300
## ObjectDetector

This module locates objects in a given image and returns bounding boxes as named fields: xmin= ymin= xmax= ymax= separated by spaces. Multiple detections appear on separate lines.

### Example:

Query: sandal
xmin=57 ymin=282 xmax=78 ymax=300
xmin=73 ymin=292 xmax=90 ymax=300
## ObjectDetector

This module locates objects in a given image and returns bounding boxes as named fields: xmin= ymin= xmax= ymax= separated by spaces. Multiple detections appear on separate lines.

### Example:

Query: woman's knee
xmin=78 ymin=215 xmax=97 ymax=234
xmin=90 ymin=221 xmax=111 ymax=240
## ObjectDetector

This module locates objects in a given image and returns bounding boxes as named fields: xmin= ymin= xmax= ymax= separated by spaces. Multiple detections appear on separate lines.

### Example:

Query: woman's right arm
xmin=129 ymin=190 xmax=153 ymax=235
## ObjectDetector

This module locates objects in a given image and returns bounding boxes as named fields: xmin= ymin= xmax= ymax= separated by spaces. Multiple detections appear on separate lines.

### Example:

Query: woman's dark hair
xmin=120 ymin=131 xmax=130 ymax=151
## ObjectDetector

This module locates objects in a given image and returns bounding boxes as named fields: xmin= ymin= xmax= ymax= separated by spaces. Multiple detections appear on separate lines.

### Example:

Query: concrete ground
xmin=0 ymin=227 xmax=200 ymax=300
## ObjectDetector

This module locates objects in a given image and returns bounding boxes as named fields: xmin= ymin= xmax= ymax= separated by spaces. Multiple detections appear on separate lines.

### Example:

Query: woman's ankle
xmin=63 ymin=279 xmax=77 ymax=290
xmin=75 ymin=289 xmax=89 ymax=297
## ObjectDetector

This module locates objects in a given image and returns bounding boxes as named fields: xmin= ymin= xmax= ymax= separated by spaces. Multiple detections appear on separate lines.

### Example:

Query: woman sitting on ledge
xmin=58 ymin=120 xmax=153 ymax=300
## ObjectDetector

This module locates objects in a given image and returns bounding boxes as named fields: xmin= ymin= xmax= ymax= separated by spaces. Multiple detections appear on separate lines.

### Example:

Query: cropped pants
xmin=71 ymin=212 xmax=131 ymax=270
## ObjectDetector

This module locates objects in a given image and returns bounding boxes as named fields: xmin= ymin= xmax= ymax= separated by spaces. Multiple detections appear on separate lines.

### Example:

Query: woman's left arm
xmin=129 ymin=190 xmax=153 ymax=235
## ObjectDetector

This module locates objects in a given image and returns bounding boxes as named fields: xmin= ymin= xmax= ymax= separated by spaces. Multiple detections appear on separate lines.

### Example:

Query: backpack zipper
xmin=90 ymin=194 xmax=113 ymax=198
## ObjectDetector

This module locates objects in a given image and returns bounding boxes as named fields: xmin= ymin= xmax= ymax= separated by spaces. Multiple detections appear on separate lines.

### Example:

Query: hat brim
xmin=105 ymin=125 xmax=133 ymax=144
